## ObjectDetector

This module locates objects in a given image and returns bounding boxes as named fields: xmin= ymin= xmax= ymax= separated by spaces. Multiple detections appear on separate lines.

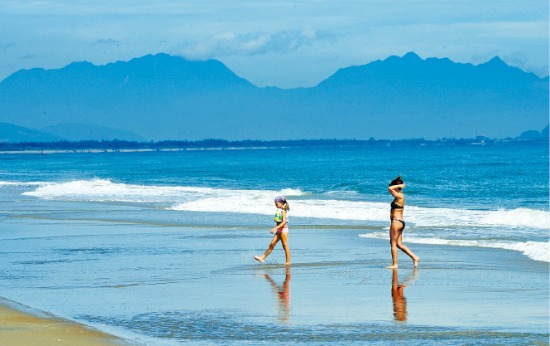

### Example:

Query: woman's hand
xmin=388 ymin=184 xmax=405 ymax=198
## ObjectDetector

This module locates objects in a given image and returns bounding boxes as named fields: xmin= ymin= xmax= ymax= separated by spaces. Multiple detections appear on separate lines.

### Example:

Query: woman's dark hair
xmin=389 ymin=176 xmax=404 ymax=187
xmin=274 ymin=196 xmax=290 ymax=211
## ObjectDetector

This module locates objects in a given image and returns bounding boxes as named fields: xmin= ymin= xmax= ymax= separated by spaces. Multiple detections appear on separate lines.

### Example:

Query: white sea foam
xmin=359 ymin=232 xmax=550 ymax=263
xmin=18 ymin=179 xmax=550 ymax=262
xmin=480 ymin=208 xmax=550 ymax=228
xmin=22 ymin=179 xmax=550 ymax=230
xmin=172 ymin=198 xmax=390 ymax=221
xmin=22 ymin=179 xmax=304 ymax=205
xmin=409 ymin=206 xmax=550 ymax=229
xmin=175 ymin=198 xmax=549 ymax=230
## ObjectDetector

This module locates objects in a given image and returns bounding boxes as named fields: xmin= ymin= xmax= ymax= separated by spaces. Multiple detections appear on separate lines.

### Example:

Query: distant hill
xmin=517 ymin=125 xmax=549 ymax=140
xmin=0 ymin=122 xmax=61 ymax=142
xmin=42 ymin=123 xmax=144 ymax=141
xmin=0 ymin=122 xmax=143 ymax=143
xmin=0 ymin=53 xmax=547 ymax=140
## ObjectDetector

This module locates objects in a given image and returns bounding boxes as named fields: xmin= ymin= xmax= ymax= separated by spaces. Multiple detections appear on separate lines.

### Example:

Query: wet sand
xmin=0 ymin=300 xmax=125 ymax=346
xmin=0 ymin=218 xmax=548 ymax=345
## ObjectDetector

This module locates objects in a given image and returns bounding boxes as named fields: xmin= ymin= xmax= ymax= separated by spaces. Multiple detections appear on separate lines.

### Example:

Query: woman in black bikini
xmin=387 ymin=176 xmax=419 ymax=269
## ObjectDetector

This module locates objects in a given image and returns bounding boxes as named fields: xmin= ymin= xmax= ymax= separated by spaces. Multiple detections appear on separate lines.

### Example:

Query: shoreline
xmin=0 ymin=137 xmax=546 ymax=156
xmin=0 ymin=146 xmax=279 ymax=155
xmin=0 ymin=298 xmax=126 ymax=346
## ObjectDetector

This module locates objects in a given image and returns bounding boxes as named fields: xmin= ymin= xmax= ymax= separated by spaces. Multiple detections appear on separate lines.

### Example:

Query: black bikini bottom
xmin=391 ymin=218 xmax=406 ymax=229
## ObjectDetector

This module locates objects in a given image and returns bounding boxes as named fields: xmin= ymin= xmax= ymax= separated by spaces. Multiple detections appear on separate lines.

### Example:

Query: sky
xmin=0 ymin=0 xmax=548 ymax=88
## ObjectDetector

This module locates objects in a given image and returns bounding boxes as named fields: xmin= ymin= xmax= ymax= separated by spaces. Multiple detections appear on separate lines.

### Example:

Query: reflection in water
xmin=263 ymin=266 xmax=291 ymax=323
xmin=391 ymin=268 xmax=418 ymax=322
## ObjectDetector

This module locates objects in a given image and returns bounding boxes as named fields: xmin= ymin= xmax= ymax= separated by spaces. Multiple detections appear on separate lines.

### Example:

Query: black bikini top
xmin=391 ymin=200 xmax=404 ymax=210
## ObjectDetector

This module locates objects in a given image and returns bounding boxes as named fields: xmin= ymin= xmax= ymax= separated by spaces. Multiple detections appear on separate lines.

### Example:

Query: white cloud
xmin=178 ymin=29 xmax=333 ymax=59
xmin=92 ymin=39 xmax=121 ymax=47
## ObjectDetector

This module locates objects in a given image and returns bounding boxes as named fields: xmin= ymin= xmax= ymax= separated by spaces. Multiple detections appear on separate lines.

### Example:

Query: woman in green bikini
xmin=387 ymin=176 xmax=419 ymax=269
xmin=254 ymin=196 xmax=291 ymax=265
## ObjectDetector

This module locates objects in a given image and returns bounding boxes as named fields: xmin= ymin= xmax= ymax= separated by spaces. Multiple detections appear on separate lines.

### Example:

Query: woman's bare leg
xmin=396 ymin=232 xmax=419 ymax=267
xmin=387 ymin=222 xmax=400 ymax=268
xmin=255 ymin=234 xmax=280 ymax=262
xmin=280 ymin=232 xmax=291 ymax=265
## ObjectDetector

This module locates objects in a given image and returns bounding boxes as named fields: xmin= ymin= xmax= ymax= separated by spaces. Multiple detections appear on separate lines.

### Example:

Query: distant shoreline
xmin=0 ymin=137 xmax=548 ymax=154
xmin=0 ymin=137 xmax=547 ymax=154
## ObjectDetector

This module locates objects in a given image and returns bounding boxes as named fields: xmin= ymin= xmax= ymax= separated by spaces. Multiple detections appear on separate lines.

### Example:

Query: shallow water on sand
xmin=0 ymin=214 xmax=547 ymax=345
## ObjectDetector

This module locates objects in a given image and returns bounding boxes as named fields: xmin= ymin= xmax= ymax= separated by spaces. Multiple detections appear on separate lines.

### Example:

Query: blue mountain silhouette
xmin=0 ymin=52 xmax=547 ymax=140
xmin=0 ymin=122 xmax=61 ymax=142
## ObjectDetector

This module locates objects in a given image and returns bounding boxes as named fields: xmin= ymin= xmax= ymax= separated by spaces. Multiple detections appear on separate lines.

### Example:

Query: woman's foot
xmin=386 ymin=264 xmax=398 ymax=269
xmin=412 ymin=256 xmax=420 ymax=268
xmin=254 ymin=255 xmax=265 ymax=263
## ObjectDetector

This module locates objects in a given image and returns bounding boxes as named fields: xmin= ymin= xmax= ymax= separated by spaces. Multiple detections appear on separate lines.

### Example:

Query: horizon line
xmin=1 ymin=135 xmax=548 ymax=146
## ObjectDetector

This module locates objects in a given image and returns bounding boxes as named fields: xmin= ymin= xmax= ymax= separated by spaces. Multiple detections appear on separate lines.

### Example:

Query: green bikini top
xmin=274 ymin=208 xmax=285 ymax=223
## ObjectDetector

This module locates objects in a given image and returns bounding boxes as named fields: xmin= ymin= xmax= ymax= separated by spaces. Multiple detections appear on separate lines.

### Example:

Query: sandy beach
xmin=0 ymin=299 xmax=125 ymax=346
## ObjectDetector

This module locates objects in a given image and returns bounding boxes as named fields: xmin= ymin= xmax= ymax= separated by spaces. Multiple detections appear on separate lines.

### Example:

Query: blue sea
xmin=0 ymin=142 xmax=548 ymax=345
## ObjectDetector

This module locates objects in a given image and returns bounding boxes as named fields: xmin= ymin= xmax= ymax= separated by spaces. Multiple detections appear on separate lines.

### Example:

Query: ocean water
xmin=2 ymin=143 xmax=548 ymax=262
xmin=0 ymin=143 xmax=548 ymax=345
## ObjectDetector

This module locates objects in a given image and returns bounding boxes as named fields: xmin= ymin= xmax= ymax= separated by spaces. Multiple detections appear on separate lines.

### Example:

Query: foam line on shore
xmin=359 ymin=232 xmax=550 ymax=263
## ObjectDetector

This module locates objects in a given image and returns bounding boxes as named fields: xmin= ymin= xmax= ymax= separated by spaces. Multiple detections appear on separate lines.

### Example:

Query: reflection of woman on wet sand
xmin=263 ymin=267 xmax=291 ymax=323
xmin=387 ymin=176 xmax=419 ymax=269
xmin=391 ymin=269 xmax=407 ymax=321
xmin=391 ymin=268 xmax=418 ymax=322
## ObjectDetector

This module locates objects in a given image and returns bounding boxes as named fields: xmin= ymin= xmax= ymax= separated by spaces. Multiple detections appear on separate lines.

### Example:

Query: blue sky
xmin=1 ymin=0 xmax=548 ymax=88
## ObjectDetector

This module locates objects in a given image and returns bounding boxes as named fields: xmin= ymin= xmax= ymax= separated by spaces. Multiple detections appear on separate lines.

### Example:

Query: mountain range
xmin=0 ymin=52 xmax=547 ymax=142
